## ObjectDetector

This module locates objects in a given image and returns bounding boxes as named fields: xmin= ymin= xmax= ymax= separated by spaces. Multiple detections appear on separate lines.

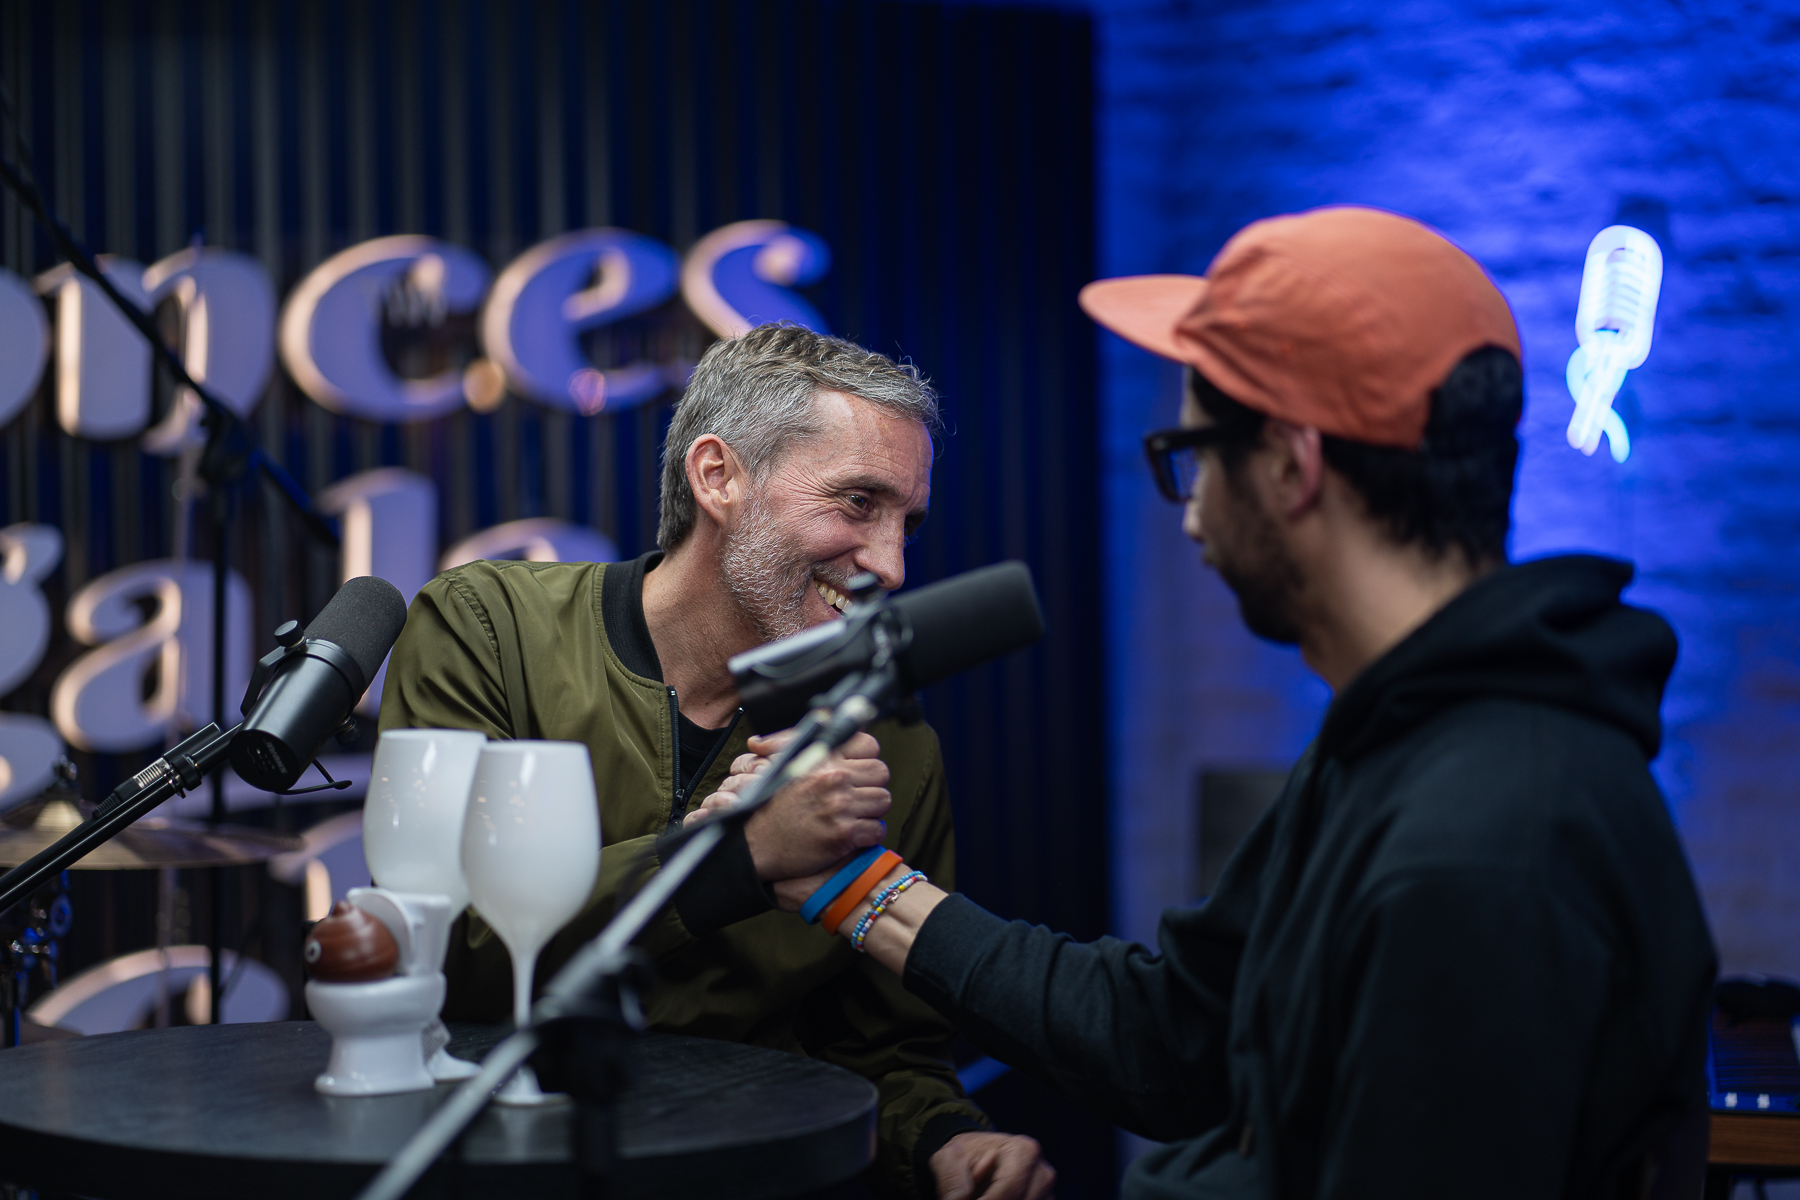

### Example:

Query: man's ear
xmin=687 ymin=434 xmax=745 ymax=528
xmin=1263 ymin=420 xmax=1326 ymax=518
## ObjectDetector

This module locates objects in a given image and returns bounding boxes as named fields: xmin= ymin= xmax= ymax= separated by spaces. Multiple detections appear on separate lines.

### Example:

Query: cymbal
xmin=0 ymin=794 xmax=304 ymax=870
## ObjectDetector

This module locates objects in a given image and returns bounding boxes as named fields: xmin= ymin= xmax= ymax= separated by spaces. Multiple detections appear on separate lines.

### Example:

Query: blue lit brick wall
xmin=1096 ymin=0 xmax=1800 ymax=977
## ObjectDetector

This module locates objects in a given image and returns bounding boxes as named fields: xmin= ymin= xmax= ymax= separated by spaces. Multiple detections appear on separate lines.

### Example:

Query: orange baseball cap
xmin=1079 ymin=206 xmax=1520 ymax=449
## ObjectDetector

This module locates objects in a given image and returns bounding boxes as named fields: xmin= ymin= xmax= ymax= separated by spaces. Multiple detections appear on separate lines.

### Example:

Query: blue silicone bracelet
xmin=799 ymin=844 xmax=887 ymax=924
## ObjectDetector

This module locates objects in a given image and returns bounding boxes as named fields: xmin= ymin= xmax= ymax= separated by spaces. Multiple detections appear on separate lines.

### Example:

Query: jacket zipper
xmin=666 ymin=686 xmax=743 ymax=829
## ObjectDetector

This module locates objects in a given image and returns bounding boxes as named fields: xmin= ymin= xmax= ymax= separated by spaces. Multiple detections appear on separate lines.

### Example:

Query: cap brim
xmin=1078 ymin=275 xmax=1210 ymax=363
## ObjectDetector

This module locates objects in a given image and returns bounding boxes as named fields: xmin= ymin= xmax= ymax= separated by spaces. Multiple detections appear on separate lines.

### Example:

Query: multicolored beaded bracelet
xmin=849 ymin=870 xmax=928 ymax=952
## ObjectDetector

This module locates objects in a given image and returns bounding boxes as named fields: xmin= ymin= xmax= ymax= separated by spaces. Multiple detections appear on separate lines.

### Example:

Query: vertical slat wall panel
xmin=0 ymin=0 xmax=1103 ymax=946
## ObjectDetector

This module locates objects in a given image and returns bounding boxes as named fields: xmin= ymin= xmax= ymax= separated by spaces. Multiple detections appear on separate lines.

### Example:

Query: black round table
xmin=0 ymin=1022 xmax=876 ymax=1199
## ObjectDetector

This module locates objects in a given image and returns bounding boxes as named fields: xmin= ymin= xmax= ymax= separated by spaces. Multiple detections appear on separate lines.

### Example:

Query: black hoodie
xmin=905 ymin=556 xmax=1717 ymax=1198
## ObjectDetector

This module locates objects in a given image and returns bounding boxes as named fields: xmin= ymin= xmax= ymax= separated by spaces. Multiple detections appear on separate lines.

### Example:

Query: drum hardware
xmin=0 ymin=878 xmax=70 ymax=1049
xmin=0 ymin=762 xmax=79 ymax=1048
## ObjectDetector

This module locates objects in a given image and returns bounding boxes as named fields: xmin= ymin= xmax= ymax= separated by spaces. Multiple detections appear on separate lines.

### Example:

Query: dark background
xmin=0 ymin=0 xmax=1113 ymax=1192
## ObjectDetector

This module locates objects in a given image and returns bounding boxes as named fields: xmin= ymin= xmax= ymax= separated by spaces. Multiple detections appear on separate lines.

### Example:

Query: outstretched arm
xmin=704 ymin=736 xmax=1257 ymax=1148
xmin=698 ymin=731 xmax=1055 ymax=1200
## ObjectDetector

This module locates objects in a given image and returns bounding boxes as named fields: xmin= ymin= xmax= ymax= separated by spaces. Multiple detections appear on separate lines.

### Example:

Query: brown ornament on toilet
xmin=303 ymin=900 xmax=400 ymax=982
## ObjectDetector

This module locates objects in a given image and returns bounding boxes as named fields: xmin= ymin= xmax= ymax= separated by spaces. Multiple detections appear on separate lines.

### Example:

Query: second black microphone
xmin=230 ymin=576 xmax=409 ymax=792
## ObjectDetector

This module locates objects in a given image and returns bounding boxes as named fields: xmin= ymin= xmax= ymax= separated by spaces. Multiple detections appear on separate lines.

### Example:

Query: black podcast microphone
xmin=729 ymin=560 xmax=1046 ymax=733
xmin=230 ymin=575 xmax=410 ymax=791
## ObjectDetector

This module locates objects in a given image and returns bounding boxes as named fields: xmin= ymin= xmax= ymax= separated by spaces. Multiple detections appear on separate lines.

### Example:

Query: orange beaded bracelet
xmin=821 ymin=849 xmax=902 ymax=935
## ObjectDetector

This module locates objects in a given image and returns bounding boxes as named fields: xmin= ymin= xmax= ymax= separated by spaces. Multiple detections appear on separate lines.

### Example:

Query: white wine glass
xmin=364 ymin=728 xmax=487 ymax=910
xmin=461 ymin=740 xmax=601 ymax=1105
xmin=364 ymin=728 xmax=488 ymax=1081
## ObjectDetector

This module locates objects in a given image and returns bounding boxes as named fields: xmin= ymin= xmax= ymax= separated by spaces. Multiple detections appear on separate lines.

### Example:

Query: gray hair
xmin=656 ymin=323 xmax=941 ymax=551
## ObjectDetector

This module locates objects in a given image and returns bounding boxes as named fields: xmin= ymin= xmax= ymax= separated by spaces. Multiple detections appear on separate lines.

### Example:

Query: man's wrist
xmin=742 ymin=807 xmax=777 ymax=881
xmin=914 ymin=1113 xmax=990 ymax=1200
xmin=656 ymin=820 xmax=774 ymax=935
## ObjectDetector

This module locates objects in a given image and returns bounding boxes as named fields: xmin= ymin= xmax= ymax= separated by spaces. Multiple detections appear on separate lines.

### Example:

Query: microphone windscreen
xmin=304 ymin=575 xmax=410 ymax=686
xmin=894 ymin=560 xmax=1044 ymax=690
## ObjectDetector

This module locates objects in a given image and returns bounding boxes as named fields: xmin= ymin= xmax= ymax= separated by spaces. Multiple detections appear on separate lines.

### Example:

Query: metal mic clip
xmin=240 ymin=617 xmax=369 ymax=718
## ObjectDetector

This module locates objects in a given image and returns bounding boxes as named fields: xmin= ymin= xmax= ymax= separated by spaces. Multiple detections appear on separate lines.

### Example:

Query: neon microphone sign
xmin=1565 ymin=225 xmax=1663 ymax=464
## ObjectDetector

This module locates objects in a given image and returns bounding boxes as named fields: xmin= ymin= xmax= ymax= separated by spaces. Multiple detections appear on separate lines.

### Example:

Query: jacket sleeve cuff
xmin=912 ymin=1111 xmax=992 ymax=1199
xmin=656 ymin=821 xmax=775 ymax=936
xmin=902 ymin=892 xmax=1012 ymax=1013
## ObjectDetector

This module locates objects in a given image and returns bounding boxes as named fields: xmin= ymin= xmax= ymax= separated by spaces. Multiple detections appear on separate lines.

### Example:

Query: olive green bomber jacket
xmin=376 ymin=558 xmax=987 ymax=1197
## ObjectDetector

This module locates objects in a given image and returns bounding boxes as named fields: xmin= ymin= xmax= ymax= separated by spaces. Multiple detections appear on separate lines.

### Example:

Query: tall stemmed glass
xmin=363 ymin=727 xmax=488 ymax=1081
xmin=461 ymin=740 xmax=601 ymax=1105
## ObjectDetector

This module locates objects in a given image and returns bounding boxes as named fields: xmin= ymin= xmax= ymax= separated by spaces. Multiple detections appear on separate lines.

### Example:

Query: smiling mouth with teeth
xmin=815 ymin=580 xmax=852 ymax=616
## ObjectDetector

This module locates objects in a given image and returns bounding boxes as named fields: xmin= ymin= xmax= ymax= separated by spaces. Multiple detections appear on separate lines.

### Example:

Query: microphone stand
xmin=0 ymin=724 xmax=239 ymax=918
xmin=0 ymin=619 xmax=361 ymax=923
xmin=204 ymin=417 xmax=239 ymax=1024
xmin=357 ymin=636 xmax=907 ymax=1200
xmin=0 ymin=618 xmax=361 ymax=921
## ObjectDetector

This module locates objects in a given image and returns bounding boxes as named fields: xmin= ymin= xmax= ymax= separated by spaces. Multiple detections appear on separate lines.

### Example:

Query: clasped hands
xmin=683 ymin=729 xmax=889 ymax=900
xmin=685 ymin=730 xmax=1056 ymax=1200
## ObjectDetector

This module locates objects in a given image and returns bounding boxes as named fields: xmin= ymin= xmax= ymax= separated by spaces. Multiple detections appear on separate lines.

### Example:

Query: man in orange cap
xmin=709 ymin=206 xmax=1718 ymax=1198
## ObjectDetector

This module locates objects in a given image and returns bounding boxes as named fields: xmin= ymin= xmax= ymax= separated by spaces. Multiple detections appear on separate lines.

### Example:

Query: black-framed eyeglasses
xmin=1142 ymin=425 xmax=1234 ymax=504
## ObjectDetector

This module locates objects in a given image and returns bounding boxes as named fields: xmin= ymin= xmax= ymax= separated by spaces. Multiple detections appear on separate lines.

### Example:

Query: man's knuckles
xmin=835 ymin=758 xmax=889 ymax=787
xmin=814 ymin=787 xmax=890 ymax=819
xmin=814 ymin=761 xmax=888 ymax=791
xmin=840 ymin=731 xmax=882 ymax=758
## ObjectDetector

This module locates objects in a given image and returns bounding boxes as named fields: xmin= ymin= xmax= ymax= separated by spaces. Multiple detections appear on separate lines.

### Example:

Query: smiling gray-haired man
xmin=380 ymin=323 xmax=1050 ymax=1199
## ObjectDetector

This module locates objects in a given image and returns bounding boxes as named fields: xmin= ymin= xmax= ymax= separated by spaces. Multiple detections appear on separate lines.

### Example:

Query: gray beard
xmin=719 ymin=496 xmax=816 ymax=644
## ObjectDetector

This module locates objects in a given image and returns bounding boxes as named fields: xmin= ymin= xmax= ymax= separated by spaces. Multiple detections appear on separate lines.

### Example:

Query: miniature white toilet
xmin=306 ymin=888 xmax=455 ymax=1096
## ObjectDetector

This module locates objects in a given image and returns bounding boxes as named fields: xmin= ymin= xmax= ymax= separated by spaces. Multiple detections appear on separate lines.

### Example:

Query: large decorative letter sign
xmin=680 ymin=220 xmax=831 ymax=339
xmin=0 ymin=268 xmax=49 ymax=428
xmin=37 ymin=259 xmax=152 ymax=440
xmin=483 ymin=229 xmax=681 ymax=415
xmin=440 ymin=519 xmax=618 ymax=573
xmin=139 ymin=247 xmax=278 ymax=454
xmin=319 ymin=468 xmax=439 ymax=714
xmin=0 ymin=524 xmax=63 ymax=696
xmin=279 ymin=236 xmax=491 ymax=423
xmin=0 ymin=524 xmax=66 ymax=806
xmin=0 ymin=716 xmax=60 ymax=808
xmin=51 ymin=561 xmax=251 ymax=753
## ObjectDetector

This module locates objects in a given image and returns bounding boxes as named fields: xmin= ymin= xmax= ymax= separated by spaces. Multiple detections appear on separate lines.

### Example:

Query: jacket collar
xmin=600 ymin=551 xmax=666 ymax=682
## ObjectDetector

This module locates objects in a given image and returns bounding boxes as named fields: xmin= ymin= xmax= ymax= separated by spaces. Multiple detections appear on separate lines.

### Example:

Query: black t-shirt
xmin=678 ymin=709 xmax=730 ymax=799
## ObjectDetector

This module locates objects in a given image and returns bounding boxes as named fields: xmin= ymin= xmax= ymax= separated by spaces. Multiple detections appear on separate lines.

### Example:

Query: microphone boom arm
xmin=0 ymin=723 xmax=238 ymax=918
